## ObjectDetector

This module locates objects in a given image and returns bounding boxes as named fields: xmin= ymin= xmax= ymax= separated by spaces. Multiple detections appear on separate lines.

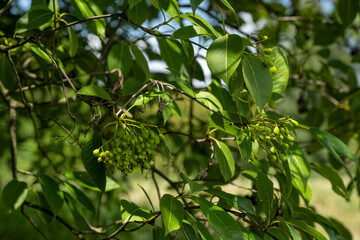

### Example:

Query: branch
xmin=0 ymin=0 xmax=13 ymax=15
xmin=9 ymin=104 xmax=17 ymax=179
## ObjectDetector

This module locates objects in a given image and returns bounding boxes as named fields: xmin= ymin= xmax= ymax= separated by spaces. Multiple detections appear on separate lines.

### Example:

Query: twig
xmin=21 ymin=205 xmax=49 ymax=240
xmin=17 ymin=169 xmax=37 ymax=177
xmin=151 ymin=168 xmax=161 ymax=203
xmin=0 ymin=0 xmax=13 ymax=15
xmin=9 ymin=104 xmax=17 ymax=179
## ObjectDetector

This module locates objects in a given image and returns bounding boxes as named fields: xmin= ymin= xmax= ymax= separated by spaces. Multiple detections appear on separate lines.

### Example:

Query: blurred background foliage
xmin=0 ymin=0 xmax=360 ymax=239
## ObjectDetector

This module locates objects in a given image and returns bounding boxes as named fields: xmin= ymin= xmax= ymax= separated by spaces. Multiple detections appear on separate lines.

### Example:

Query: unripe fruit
xmin=273 ymin=126 xmax=280 ymax=135
xmin=281 ymin=143 xmax=289 ymax=150
xmin=286 ymin=135 xmax=295 ymax=141
xmin=100 ymin=152 xmax=106 ymax=158
xmin=264 ymin=48 xmax=272 ymax=55
xmin=155 ymin=135 xmax=160 ymax=145
xmin=279 ymin=153 xmax=287 ymax=161
xmin=290 ymin=119 xmax=299 ymax=126
xmin=261 ymin=35 xmax=268 ymax=41
xmin=270 ymin=146 xmax=276 ymax=153
xmin=268 ymin=100 xmax=276 ymax=109
xmin=93 ymin=149 xmax=100 ymax=157
xmin=269 ymin=154 xmax=277 ymax=162
xmin=269 ymin=66 xmax=277 ymax=74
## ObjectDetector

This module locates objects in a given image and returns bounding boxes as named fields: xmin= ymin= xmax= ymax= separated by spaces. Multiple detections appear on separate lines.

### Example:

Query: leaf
xmin=190 ymin=0 xmax=204 ymax=14
xmin=172 ymin=25 xmax=212 ymax=39
xmin=336 ymin=0 xmax=359 ymax=27
xmin=196 ymin=91 xmax=223 ymax=111
xmin=182 ymin=219 xmax=198 ymax=240
xmin=64 ymin=171 xmax=119 ymax=192
xmin=130 ymin=44 xmax=149 ymax=80
xmin=71 ymin=0 xmax=106 ymax=38
xmin=128 ymin=0 xmax=148 ymax=26
xmin=237 ymin=132 xmax=252 ymax=161
xmin=1 ymin=180 xmax=28 ymax=212
xmin=63 ymin=182 xmax=95 ymax=213
xmin=132 ymin=92 xmax=161 ymax=106
xmin=15 ymin=5 xmax=53 ymax=34
xmin=311 ymin=162 xmax=349 ymax=200
xmin=180 ymin=172 xmax=204 ymax=194
xmin=270 ymin=47 xmax=289 ymax=95
xmin=128 ymin=0 xmax=143 ymax=9
xmin=157 ymin=37 xmax=184 ymax=73
xmin=287 ymin=220 xmax=327 ymax=240
xmin=77 ymin=85 xmax=112 ymax=102
xmin=213 ymin=139 xmax=235 ymax=181
xmin=257 ymin=172 xmax=273 ymax=221
xmin=277 ymin=217 xmax=302 ymax=240
xmin=181 ymin=13 xmax=221 ymax=38
xmin=38 ymin=173 xmax=64 ymax=215
xmin=185 ymin=211 xmax=214 ymax=240
xmin=68 ymin=27 xmax=79 ymax=57
xmin=0 ymin=53 xmax=16 ymax=91
xmin=196 ymin=197 xmax=244 ymax=240
xmin=242 ymin=55 xmax=273 ymax=110
xmin=180 ymin=40 xmax=195 ymax=64
xmin=107 ymin=43 xmax=133 ymax=76
xmin=122 ymin=77 xmax=144 ymax=96
xmin=81 ymin=136 xmax=106 ymax=192
xmin=120 ymin=199 xmax=152 ymax=222
xmin=64 ymin=193 xmax=89 ymax=230
xmin=205 ymin=188 xmax=255 ymax=214
xmin=286 ymin=145 xmax=311 ymax=192
xmin=206 ymin=34 xmax=244 ymax=86
xmin=160 ymin=194 xmax=184 ymax=235
xmin=216 ymin=0 xmax=239 ymax=25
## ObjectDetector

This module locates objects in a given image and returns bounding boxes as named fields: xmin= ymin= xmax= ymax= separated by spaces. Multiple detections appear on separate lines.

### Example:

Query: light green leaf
xmin=63 ymin=182 xmax=95 ymax=213
xmin=242 ymin=55 xmax=273 ymax=110
xmin=206 ymin=34 xmax=244 ymax=86
xmin=121 ymin=199 xmax=152 ymax=223
xmin=107 ymin=43 xmax=133 ymax=76
xmin=180 ymin=172 xmax=204 ymax=194
xmin=172 ymin=25 xmax=212 ymax=39
xmin=270 ymin=47 xmax=289 ymax=95
xmin=68 ymin=27 xmax=79 ymax=58
xmin=38 ymin=173 xmax=64 ymax=215
xmin=1 ymin=180 xmax=28 ymax=212
xmin=257 ymin=172 xmax=273 ymax=221
xmin=160 ymin=194 xmax=184 ymax=235
xmin=292 ymin=177 xmax=312 ymax=204
xmin=130 ymin=44 xmax=149 ymax=80
xmin=196 ymin=91 xmax=223 ymax=111
xmin=77 ymin=85 xmax=112 ymax=102
xmin=213 ymin=139 xmax=235 ymax=181
xmin=81 ymin=136 xmax=106 ymax=192
xmin=133 ymin=92 xmax=161 ymax=106
xmin=287 ymin=220 xmax=327 ymax=240
xmin=311 ymin=162 xmax=349 ymax=200
xmin=336 ymin=0 xmax=359 ymax=27
xmin=64 ymin=171 xmax=120 ymax=192
xmin=181 ymin=13 xmax=221 ymax=38
xmin=196 ymin=197 xmax=244 ymax=240
xmin=286 ymin=145 xmax=311 ymax=192
xmin=15 ymin=5 xmax=53 ymax=34
xmin=182 ymin=219 xmax=198 ymax=240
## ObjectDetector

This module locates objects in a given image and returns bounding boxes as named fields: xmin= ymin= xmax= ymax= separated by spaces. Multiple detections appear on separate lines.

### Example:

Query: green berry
xmin=261 ymin=35 xmax=268 ymax=41
xmin=270 ymin=146 xmax=276 ymax=153
xmin=279 ymin=153 xmax=287 ymax=161
xmin=269 ymin=66 xmax=277 ymax=74
xmin=155 ymin=135 xmax=160 ymax=145
xmin=93 ymin=148 xmax=100 ymax=157
xmin=264 ymin=48 xmax=272 ymax=55
xmin=273 ymin=126 xmax=280 ymax=135
xmin=269 ymin=154 xmax=277 ymax=162
xmin=281 ymin=143 xmax=289 ymax=150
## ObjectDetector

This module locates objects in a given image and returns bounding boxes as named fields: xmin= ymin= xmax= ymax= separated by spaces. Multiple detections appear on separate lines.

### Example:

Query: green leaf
xmin=267 ymin=227 xmax=291 ymax=240
xmin=213 ymin=139 xmax=235 ymax=181
xmin=64 ymin=171 xmax=119 ymax=192
xmin=28 ymin=42 xmax=52 ymax=64
xmin=190 ymin=0 xmax=204 ymax=14
xmin=181 ymin=13 xmax=221 ymax=39
xmin=64 ymin=193 xmax=89 ymax=230
xmin=122 ymin=77 xmax=144 ymax=96
xmin=336 ymin=0 xmax=359 ymax=27
xmin=257 ymin=172 xmax=273 ymax=221
xmin=130 ymin=44 xmax=149 ymax=80
xmin=287 ymin=220 xmax=327 ymax=240
xmin=242 ymin=55 xmax=273 ymax=110
xmin=38 ymin=173 xmax=64 ymax=215
xmin=196 ymin=91 xmax=223 ymax=111
xmin=128 ymin=1 xmax=149 ymax=26
xmin=15 ymin=5 xmax=53 ymax=34
xmin=277 ymin=217 xmax=302 ymax=240
xmin=311 ymin=162 xmax=349 ymax=200
xmin=160 ymin=194 xmax=184 ymax=235
xmin=205 ymin=188 xmax=255 ymax=214
xmin=63 ymin=182 xmax=95 ymax=213
xmin=70 ymin=0 xmax=106 ymax=38
xmin=157 ymin=37 xmax=184 ymax=73
xmin=270 ymin=47 xmax=289 ymax=95
xmin=68 ymin=27 xmax=79 ymax=57
xmin=77 ymin=85 xmax=112 ymax=102
xmin=237 ymin=132 xmax=252 ymax=161
xmin=185 ymin=211 xmax=214 ymax=240
xmin=292 ymin=177 xmax=312 ymax=204
xmin=81 ymin=136 xmax=106 ymax=192
xmin=216 ymin=0 xmax=239 ymax=25
xmin=180 ymin=172 xmax=204 ymax=194
xmin=133 ymin=92 xmax=161 ymax=106
xmin=0 ymin=53 xmax=16 ymax=91
xmin=120 ymin=199 xmax=152 ymax=222
xmin=172 ymin=25 xmax=212 ymax=39
xmin=180 ymin=40 xmax=195 ymax=64
xmin=182 ymin=219 xmax=198 ymax=240
xmin=108 ymin=43 xmax=133 ymax=76
xmin=286 ymin=145 xmax=311 ymax=192
xmin=206 ymin=34 xmax=244 ymax=86
xmin=128 ymin=0 xmax=143 ymax=9
xmin=196 ymin=197 xmax=244 ymax=240
xmin=1 ymin=180 xmax=28 ymax=212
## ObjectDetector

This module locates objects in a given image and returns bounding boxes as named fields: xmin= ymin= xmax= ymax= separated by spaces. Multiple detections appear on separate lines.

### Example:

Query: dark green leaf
xmin=257 ymin=172 xmax=273 ymax=221
xmin=77 ymin=85 xmax=112 ymax=102
xmin=242 ymin=55 xmax=273 ymax=110
xmin=182 ymin=219 xmax=198 ymax=240
xmin=196 ymin=197 xmax=244 ymax=240
xmin=157 ymin=37 xmax=184 ymax=73
xmin=180 ymin=172 xmax=204 ymax=194
xmin=108 ymin=43 xmax=133 ymax=76
xmin=120 ymin=199 xmax=152 ymax=222
xmin=237 ymin=132 xmax=252 ymax=161
xmin=336 ymin=0 xmax=359 ymax=27
xmin=81 ymin=137 xmax=106 ymax=192
xmin=186 ymin=211 xmax=214 ymax=240
xmin=68 ymin=27 xmax=78 ymax=57
xmin=190 ymin=0 xmax=204 ymax=14
xmin=128 ymin=0 xmax=143 ymax=9
xmin=15 ymin=5 xmax=53 ymax=34
xmin=206 ymin=34 xmax=244 ymax=86
xmin=130 ymin=44 xmax=149 ymax=80
xmin=270 ymin=47 xmax=289 ymax=95
xmin=64 ymin=192 xmax=89 ymax=230
xmin=38 ymin=173 xmax=64 ymax=215
xmin=172 ymin=25 xmax=212 ymax=39
xmin=214 ymin=139 xmax=235 ymax=181
xmin=180 ymin=40 xmax=195 ymax=64
xmin=287 ymin=220 xmax=327 ymax=240
xmin=216 ymin=0 xmax=239 ymax=25
xmin=1 ymin=180 xmax=28 ymax=212
xmin=181 ymin=13 xmax=221 ymax=38
xmin=160 ymin=194 xmax=184 ymax=235
xmin=0 ymin=53 xmax=16 ymax=91
xmin=63 ymin=182 xmax=95 ymax=213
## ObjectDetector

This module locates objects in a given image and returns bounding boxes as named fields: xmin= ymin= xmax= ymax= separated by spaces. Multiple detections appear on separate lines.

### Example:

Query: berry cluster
xmin=93 ymin=124 xmax=161 ymax=175
xmin=257 ymin=35 xmax=277 ymax=74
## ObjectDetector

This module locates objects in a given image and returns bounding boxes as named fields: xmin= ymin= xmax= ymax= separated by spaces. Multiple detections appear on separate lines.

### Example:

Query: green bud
xmin=270 ymin=146 xmax=276 ymax=153
xmin=279 ymin=153 xmax=287 ymax=161
xmin=269 ymin=66 xmax=277 ymax=74
xmin=269 ymin=154 xmax=277 ymax=162
xmin=264 ymin=48 xmax=272 ymax=55
xmin=273 ymin=126 xmax=280 ymax=135
xmin=155 ymin=135 xmax=160 ymax=145
xmin=281 ymin=143 xmax=289 ymax=150
xmin=93 ymin=149 xmax=100 ymax=157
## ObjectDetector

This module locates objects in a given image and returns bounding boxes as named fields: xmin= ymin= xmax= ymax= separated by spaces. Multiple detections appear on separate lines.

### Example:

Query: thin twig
xmin=0 ymin=0 xmax=14 ymax=15
xmin=9 ymin=104 xmax=17 ymax=179
xmin=21 ymin=205 xmax=49 ymax=240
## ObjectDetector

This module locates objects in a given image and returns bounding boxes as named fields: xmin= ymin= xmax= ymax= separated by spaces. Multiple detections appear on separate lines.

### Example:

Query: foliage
xmin=0 ymin=0 xmax=359 ymax=239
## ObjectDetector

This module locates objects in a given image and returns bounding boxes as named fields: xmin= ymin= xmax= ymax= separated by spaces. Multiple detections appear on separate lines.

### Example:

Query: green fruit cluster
xmin=93 ymin=125 xmax=161 ymax=175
